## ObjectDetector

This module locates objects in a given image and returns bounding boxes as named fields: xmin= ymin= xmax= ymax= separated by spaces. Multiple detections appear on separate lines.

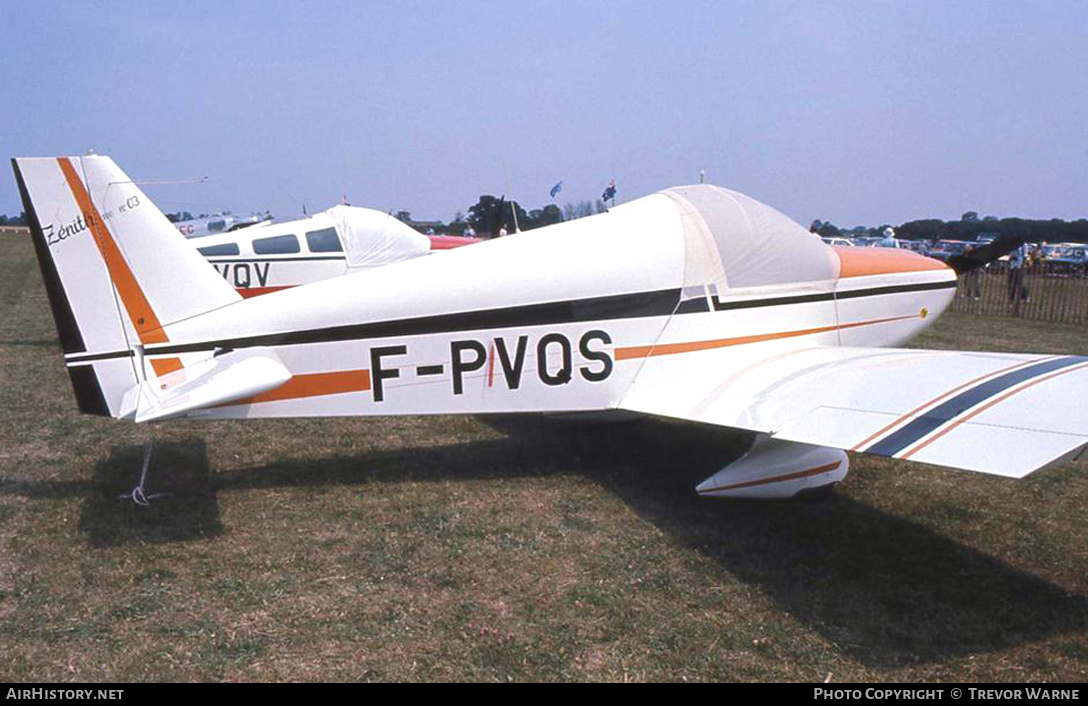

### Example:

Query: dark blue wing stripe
xmin=863 ymin=355 xmax=1087 ymax=457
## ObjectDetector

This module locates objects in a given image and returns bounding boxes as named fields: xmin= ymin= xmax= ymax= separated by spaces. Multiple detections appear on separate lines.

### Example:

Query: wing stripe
xmin=862 ymin=355 xmax=1088 ymax=457
xmin=900 ymin=359 xmax=1088 ymax=460
xmin=849 ymin=355 xmax=1059 ymax=451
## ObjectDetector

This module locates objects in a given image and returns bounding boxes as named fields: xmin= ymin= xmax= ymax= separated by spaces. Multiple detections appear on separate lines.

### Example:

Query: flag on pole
xmin=550 ymin=180 xmax=563 ymax=199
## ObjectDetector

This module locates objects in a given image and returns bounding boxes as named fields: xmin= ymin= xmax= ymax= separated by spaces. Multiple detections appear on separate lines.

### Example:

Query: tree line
xmin=5 ymin=205 xmax=1088 ymax=243
xmin=397 ymin=196 xmax=618 ymax=236
xmin=813 ymin=211 xmax=1088 ymax=244
xmin=396 ymin=196 xmax=569 ymax=235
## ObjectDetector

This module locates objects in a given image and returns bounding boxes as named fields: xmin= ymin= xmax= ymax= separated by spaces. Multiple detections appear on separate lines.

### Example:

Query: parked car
xmin=927 ymin=240 xmax=972 ymax=262
xmin=1047 ymin=245 xmax=1088 ymax=276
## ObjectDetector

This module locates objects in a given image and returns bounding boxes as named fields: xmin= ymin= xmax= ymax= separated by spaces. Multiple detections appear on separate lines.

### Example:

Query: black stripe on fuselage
xmin=676 ymin=298 xmax=711 ymax=314
xmin=713 ymin=291 xmax=832 ymax=310
xmin=71 ymin=278 xmax=953 ymax=361
xmin=711 ymin=280 xmax=954 ymax=311
xmin=835 ymin=280 xmax=956 ymax=300
xmin=863 ymin=355 xmax=1088 ymax=457
xmin=66 ymin=350 xmax=135 ymax=364
xmin=148 ymin=288 xmax=684 ymax=355
xmin=204 ymin=256 xmax=346 ymax=263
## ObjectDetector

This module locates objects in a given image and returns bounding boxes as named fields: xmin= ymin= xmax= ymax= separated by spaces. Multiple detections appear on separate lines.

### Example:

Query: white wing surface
xmin=618 ymin=346 xmax=1088 ymax=478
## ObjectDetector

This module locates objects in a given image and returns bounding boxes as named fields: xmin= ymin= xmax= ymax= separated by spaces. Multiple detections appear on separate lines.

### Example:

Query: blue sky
xmin=2 ymin=1 xmax=1086 ymax=227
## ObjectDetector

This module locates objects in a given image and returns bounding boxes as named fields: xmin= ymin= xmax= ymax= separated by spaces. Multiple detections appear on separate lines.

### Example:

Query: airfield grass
xmin=0 ymin=233 xmax=1086 ymax=683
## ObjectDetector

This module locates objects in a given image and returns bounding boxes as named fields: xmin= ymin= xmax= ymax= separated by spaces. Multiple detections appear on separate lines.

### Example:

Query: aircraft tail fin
xmin=12 ymin=155 xmax=242 ymax=418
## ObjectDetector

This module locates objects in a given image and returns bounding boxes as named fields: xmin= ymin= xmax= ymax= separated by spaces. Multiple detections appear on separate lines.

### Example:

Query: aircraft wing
xmin=618 ymin=346 xmax=1088 ymax=478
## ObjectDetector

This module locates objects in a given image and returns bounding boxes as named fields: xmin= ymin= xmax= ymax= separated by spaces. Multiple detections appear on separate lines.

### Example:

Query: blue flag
xmin=550 ymin=180 xmax=563 ymax=199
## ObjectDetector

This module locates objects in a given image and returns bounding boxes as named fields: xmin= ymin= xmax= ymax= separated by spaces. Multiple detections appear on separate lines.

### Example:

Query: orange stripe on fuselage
xmin=615 ymin=314 xmax=920 ymax=361
xmin=225 ymin=369 xmax=372 ymax=407
xmin=834 ymin=246 xmax=950 ymax=278
xmin=237 ymin=286 xmax=292 ymax=298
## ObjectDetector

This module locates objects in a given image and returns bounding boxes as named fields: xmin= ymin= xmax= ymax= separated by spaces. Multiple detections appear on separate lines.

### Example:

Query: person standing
xmin=1008 ymin=242 xmax=1029 ymax=304
xmin=963 ymin=244 xmax=982 ymax=300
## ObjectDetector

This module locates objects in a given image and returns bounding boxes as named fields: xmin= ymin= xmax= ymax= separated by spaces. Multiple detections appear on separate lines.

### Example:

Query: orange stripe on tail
xmin=57 ymin=158 xmax=169 ymax=345
xmin=149 ymin=358 xmax=184 ymax=376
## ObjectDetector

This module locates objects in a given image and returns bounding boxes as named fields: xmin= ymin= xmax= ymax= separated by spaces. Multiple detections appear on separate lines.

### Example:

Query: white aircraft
xmin=175 ymin=211 xmax=271 ymax=239
xmin=13 ymin=155 xmax=1088 ymax=505
xmin=188 ymin=206 xmax=476 ymax=297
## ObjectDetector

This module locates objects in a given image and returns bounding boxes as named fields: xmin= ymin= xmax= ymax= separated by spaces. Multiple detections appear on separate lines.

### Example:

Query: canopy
xmin=323 ymin=205 xmax=431 ymax=269
xmin=661 ymin=185 xmax=839 ymax=290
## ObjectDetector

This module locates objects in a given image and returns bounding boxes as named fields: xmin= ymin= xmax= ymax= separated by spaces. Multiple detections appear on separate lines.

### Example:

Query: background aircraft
xmin=13 ymin=155 xmax=1087 ymax=504
xmin=175 ymin=211 xmax=271 ymax=238
xmin=187 ymin=206 xmax=477 ymax=297
xmin=187 ymin=205 xmax=475 ymax=297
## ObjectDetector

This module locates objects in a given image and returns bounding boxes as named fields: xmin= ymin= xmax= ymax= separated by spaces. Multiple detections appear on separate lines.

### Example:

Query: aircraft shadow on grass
xmin=0 ymin=338 xmax=64 ymax=347
xmin=78 ymin=440 xmax=224 ymax=546
xmin=4 ymin=417 xmax=1084 ymax=667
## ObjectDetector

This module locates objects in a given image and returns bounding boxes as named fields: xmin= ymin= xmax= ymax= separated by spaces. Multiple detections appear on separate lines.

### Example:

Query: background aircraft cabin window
xmin=253 ymin=234 xmax=301 ymax=255
xmin=208 ymin=219 xmax=227 ymax=233
xmin=305 ymin=227 xmax=343 ymax=253
xmin=197 ymin=243 xmax=241 ymax=256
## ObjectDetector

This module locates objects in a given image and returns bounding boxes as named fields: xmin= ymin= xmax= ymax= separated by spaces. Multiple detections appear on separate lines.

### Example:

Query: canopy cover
xmin=324 ymin=205 xmax=431 ymax=269
xmin=661 ymin=185 xmax=839 ymax=290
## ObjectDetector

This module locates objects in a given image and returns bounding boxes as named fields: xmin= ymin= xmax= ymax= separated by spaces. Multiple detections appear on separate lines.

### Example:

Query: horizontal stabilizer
xmin=133 ymin=349 xmax=292 ymax=423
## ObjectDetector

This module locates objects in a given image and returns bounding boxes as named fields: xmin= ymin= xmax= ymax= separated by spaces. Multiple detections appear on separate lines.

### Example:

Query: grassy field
xmin=0 ymin=233 xmax=1086 ymax=682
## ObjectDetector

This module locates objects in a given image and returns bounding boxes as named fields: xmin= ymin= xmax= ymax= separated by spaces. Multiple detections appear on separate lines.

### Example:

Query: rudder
xmin=12 ymin=155 xmax=242 ymax=418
